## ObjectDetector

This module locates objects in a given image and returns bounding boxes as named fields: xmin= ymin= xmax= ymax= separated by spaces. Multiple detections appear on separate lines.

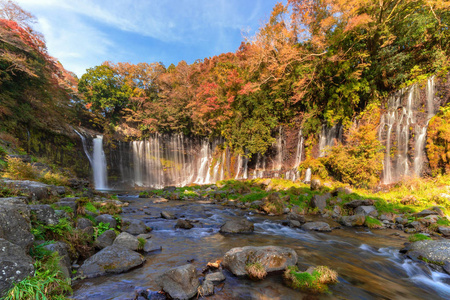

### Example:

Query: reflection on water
xmin=72 ymin=197 xmax=450 ymax=300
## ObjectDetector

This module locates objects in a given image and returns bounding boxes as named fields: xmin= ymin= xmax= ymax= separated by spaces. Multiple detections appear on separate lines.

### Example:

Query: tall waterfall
xmin=74 ymin=129 xmax=108 ymax=190
xmin=319 ymin=124 xmax=342 ymax=157
xmin=380 ymin=77 xmax=437 ymax=183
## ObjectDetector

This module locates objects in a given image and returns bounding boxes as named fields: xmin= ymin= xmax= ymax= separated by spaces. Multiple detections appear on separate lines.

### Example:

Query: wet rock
xmin=404 ymin=228 xmax=417 ymax=234
xmin=76 ymin=217 xmax=94 ymax=237
xmin=343 ymin=199 xmax=374 ymax=209
xmin=310 ymin=193 xmax=330 ymax=212
xmin=0 ymin=238 xmax=34 ymax=298
xmin=438 ymin=227 xmax=450 ymax=237
xmin=205 ymin=271 xmax=226 ymax=284
xmin=161 ymin=211 xmax=176 ymax=220
xmin=289 ymin=220 xmax=301 ymax=228
xmin=29 ymin=204 xmax=59 ymax=225
xmin=95 ymin=214 xmax=117 ymax=229
xmin=113 ymin=232 xmax=139 ymax=251
xmin=0 ymin=203 xmax=34 ymax=249
xmin=78 ymin=245 xmax=145 ymax=278
xmin=402 ymin=240 xmax=450 ymax=266
xmin=414 ymin=209 xmax=438 ymax=218
xmin=301 ymin=221 xmax=332 ymax=232
xmin=223 ymin=245 xmax=297 ymax=276
xmin=137 ymin=233 xmax=152 ymax=240
xmin=354 ymin=206 xmax=378 ymax=217
xmin=143 ymin=240 xmax=161 ymax=253
xmin=444 ymin=262 xmax=450 ymax=275
xmin=175 ymin=219 xmax=194 ymax=229
xmin=310 ymin=179 xmax=321 ymax=191
xmin=220 ymin=218 xmax=254 ymax=234
xmin=122 ymin=218 xmax=149 ymax=235
xmin=199 ymin=279 xmax=214 ymax=296
xmin=43 ymin=242 xmax=71 ymax=279
xmin=0 ymin=197 xmax=28 ymax=205
xmin=287 ymin=212 xmax=306 ymax=224
xmin=156 ymin=264 xmax=199 ymax=300
xmin=339 ymin=214 xmax=365 ymax=227
xmin=94 ymin=230 xmax=116 ymax=249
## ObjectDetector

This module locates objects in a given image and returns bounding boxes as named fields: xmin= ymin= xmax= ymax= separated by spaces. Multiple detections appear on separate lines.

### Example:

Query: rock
xmin=163 ymin=186 xmax=177 ymax=193
xmin=0 ymin=238 xmax=34 ymax=298
xmin=343 ymin=199 xmax=374 ymax=209
xmin=78 ymin=245 xmax=145 ymax=278
xmin=438 ymin=227 xmax=450 ymax=237
xmin=310 ymin=193 xmax=330 ymax=212
xmin=223 ymin=245 xmax=298 ymax=276
xmin=404 ymin=228 xmax=417 ymax=234
xmin=414 ymin=209 xmax=438 ymax=218
xmin=310 ymin=179 xmax=321 ymax=191
xmin=1 ymin=179 xmax=64 ymax=200
xmin=0 ymin=197 xmax=28 ymax=205
xmin=260 ymin=192 xmax=285 ymax=215
xmin=53 ymin=198 xmax=79 ymax=214
xmin=76 ymin=217 xmax=94 ymax=237
xmin=137 ymin=233 xmax=152 ymax=240
xmin=444 ymin=262 xmax=450 ymax=275
xmin=289 ymin=220 xmax=301 ymax=228
xmin=113 ymin=232 xmax=139 ymax=251
xmin=95 ymin=214 xmax=117 ymax=229
xmin=287 ymin=213 xmax=306 ymax=224
xmin=403 ymin=240 xmax=450 ymax=265
xmin=332 ymin=186 xmax=353 ymax=196
xmin=122 ymin=218 xmax=149 ymax=235
xmin=199 ymin=279 xmax=214 ymax=296
xmin=333 ymin=205 xmax=342 ymax=216
xmin=395 ymin=217 xmax=408 ymax=225
xmin=220 ymin=218 xmax=254 ymax=234
xmin=156 ymin=264 xmax=199 ymax=300
xmin=161 ymin=211 xmax=176 ymax=220
xmin=143 ymin=240 xmax=161 ymax=253
xmin=29 ymin=204 xmax=59 ymax=225
xmin=339 ymin=214 xmax=365 ymax=227
xmin=0 ymin=204 xmax=34 ymax=249
xmin=301 ymin=221 xmax=332 ymax=232
xmin=175 ymin=219 xmax=194 ymax=229
xmin=205 ymin=271 xmax=226 ymax=284
xmin=43 ymin=242 xmax=71 ymax=279
xmin=354 ymin=206 xmax=378 ymax=217
xmin=429 ymin=206 xmax=446 ymax=217
xmin=94 ymin=230 xmax=117 ymax=249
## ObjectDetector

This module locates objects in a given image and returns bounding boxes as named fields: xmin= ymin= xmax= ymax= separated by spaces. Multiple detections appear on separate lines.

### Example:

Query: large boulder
xmin=310 ymin=193 xmax=330 ymax=212
xmin=175 ymin=219 xmax=194 ymax=229
xmin=0 ymin=238 xmax=34 ymax=298
xmin=223 ymin=246 xmax=298 ymax=276
xmin=205 ymin=271 xmax=226 ymax=284
xmin=95 ymin=214 xmax=117 ymax=229
xmin=354 ymin=206 xmax=378 ymax=217
xmin=220 ymin=218 xmax=254 ymax=234
xmin=29 ymin=204 xmax=59 ymax=225
xmin=301 ymin=221 xmax=331 ymax=232
xmin=94 ymin=230 xmax=117 ymax=249
xmin=78 ymin=245 xmax=145 ymax=278
xmin=343 ymin=199 xmax=374 ymax=209
xmin=339 ymin=214 xmax=366 ymax=227
xmin=0 ymin=197 xmax=28 ymax=205
xmin=113 ymin=232 xmax=139 ymax=251
xmin=1 ymin=179 xmax=65 ymax=200
xmin=0 ymin=204 xmax=34 ymax=249
xmin=122 ymin=218 xmax=149 ymax=235
xmin=401 ymin=240 xmax=450 ymax=266
xmin=438 ymin=227 xmax=450 ymax=237
xmin=76 ymin=217 xmax=94 ymax=237
xmin=43 ymin=242 xmax=71 ymax=279
xmin=156 ymin=264 xmax=199 ymax=300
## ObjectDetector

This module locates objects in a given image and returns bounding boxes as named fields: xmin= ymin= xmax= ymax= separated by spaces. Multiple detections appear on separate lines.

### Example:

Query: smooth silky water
xmin=72 ymin=196 xmax=450 ymax=300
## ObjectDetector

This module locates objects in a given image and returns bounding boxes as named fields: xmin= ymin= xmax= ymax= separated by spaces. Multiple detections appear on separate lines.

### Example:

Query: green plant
xmin=409 ymin=233 xmax=432 ymax=242
xmin=5 ymin=252 xmax=72 ymax=300
xmin=437 ymin=218 xmax=450 ymax=226
xmin=365 ymin=216 xmax=383 ymax=229
xmin=137 ymin=237 xmax=146 ymax=251
xmin=38 ymin=171 xmax=69 ymax=186
xmin=31 ymin=218 xmax=73 ymax=241
xmin=94 ymin=222 xmax=110 ymax=238
xmin=245 ymin=262 xmax=267 ymax=280
xmin=4 ymin=156 xmax=36 ymax=180
xmin=84 ymin=202 xmax=98 ymax=214
xmin=284 ymin=265 xmax=338 ymax=293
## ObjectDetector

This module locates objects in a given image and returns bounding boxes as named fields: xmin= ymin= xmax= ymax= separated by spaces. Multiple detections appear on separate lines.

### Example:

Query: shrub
xmin=38 ymin=171 xmax=69 ymax=186
xmin=298 ymin=157 xmax=328 ymax=179
xmin=4 ymin=157 xmax=36 ymax=180
xmin=409 ymin=233 xmax=432 ymax=242
xmin=427 ymin=105 xmax=450 ymax=175
xmin=245 ymin=262 xmax=267 ymax=280
xmin=94 ymin=222 xmax=110 ymax=239
xmin=284 ymin=265 xmax=338 ymax=293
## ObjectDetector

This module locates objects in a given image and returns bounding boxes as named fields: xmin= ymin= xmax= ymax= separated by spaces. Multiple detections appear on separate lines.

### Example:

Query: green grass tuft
xmin=409 ymin=233 xmax=432 ymax=242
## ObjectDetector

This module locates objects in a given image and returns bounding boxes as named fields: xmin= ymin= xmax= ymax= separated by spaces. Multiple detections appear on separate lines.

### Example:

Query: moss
xmin=284 ymin=265 xmax=338 ymax=293
xmin=364 ymin=216 xmax=383 ymax=229
xmin=409 ymin=233 xmax=432 ymax=242
xmin=245 ymin=262 xmax=267 ymax=280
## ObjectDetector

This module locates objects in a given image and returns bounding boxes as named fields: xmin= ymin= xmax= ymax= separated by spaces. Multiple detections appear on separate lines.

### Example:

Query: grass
xmin=365 ymin=216 xmax=383 ymax=229
xmin=245 ymin=262 xmax=267 ymax=280
xmin=408 ymin=233 xmax=432 ymax=242
xmin=284 ymin=265 xmax=338 ymax=293
xmin=437 ymin=218 xmax=450 ymax=226
xmin=137 ymin=237 xmax=146 ymax=251
xmin=4 ymin=252 xmax=72 ymax=300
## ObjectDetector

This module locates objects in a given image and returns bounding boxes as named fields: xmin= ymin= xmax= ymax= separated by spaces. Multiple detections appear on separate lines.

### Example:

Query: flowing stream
xmin=72 ymin=196 xmax=450 ymax=300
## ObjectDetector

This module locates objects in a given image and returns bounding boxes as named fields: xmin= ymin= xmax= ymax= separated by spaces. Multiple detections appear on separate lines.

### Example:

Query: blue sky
xmin=15 ymin=0 xmax=282 ymax=77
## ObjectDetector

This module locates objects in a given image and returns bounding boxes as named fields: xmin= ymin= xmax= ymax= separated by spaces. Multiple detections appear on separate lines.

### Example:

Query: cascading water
xmin=319 ymin=124 xmax=342 ymax=157
xmin=73 ymin=129 xmax=108 ymax=190
xmin=381 ymin=77 xmax=437 ymax=183
xmin=274 ymin=126 xmax=283 ymax=170
xmin=294 ymin=129 xmax=303 ymax=168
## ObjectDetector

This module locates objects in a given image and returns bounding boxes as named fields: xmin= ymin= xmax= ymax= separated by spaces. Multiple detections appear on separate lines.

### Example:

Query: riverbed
xmin=72 ymin=195 xmax=450 ymax=300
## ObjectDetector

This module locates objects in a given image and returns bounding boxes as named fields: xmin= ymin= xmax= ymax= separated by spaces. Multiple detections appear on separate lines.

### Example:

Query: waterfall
xmin=319 ymin=124 xmax=342 ymax=157
xmin=92 ymin=136 xmax=108 ymax=190
xmin=74 ymin=129 xmax=108 ymax=190
xmin=195 ymin=140 xmax=211 ymax=184
xmin=274 ymin=127 xmax=283 ymax=170
xmin=294 ymin=129 xmax=303 ymax=168
xmin=381 ymin=76 xmax=437 ymax=183
xmin=235 ymin=155 xmax=242 ymax=179
xmin=304 ymin=168 xmax=312 ymax=183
